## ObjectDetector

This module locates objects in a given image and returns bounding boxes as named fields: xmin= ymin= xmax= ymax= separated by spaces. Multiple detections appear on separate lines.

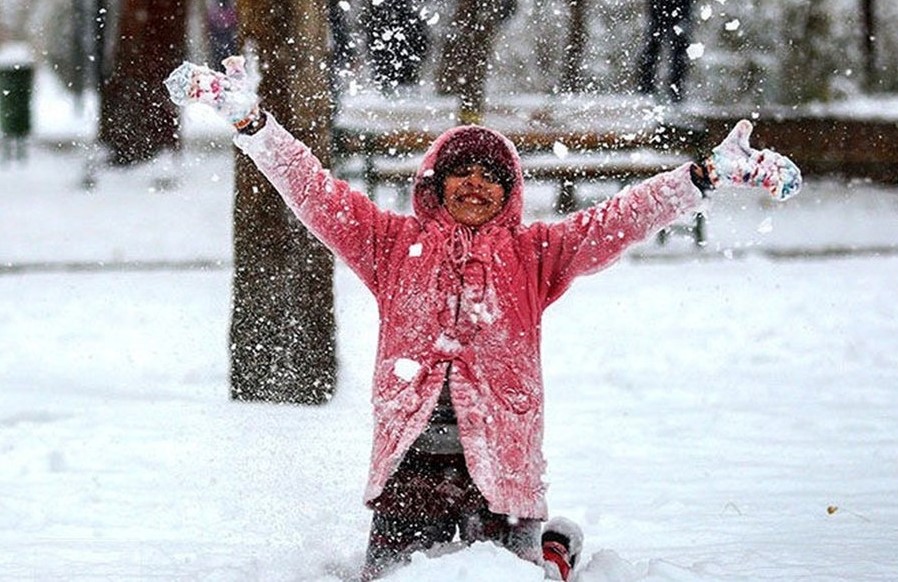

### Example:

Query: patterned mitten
xmin=164 ymin=56 xmax=260 ymax=129
xmin=693 ymin=119 xmax=802 ymax=201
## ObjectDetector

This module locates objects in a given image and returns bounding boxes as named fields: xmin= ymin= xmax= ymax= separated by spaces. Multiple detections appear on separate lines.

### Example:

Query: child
xmin=166 ymin=57 xmax=801 ymax=580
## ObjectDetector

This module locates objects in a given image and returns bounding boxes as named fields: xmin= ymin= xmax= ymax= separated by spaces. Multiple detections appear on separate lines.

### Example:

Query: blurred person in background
xmin=636 ymin=0 xmax=694 ymax=103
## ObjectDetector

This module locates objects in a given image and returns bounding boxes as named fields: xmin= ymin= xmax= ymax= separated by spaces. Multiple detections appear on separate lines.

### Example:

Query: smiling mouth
xmin=455 ymin=194 xmax=493 ymax=206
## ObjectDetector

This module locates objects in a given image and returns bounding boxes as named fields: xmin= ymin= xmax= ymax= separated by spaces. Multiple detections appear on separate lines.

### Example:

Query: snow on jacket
xmin=234 ymin=116 xmax=703 ymax=519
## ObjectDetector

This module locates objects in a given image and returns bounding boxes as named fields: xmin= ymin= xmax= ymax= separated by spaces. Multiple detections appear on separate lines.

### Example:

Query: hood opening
xmin=413 ymin=125 xmax=524 ymax=228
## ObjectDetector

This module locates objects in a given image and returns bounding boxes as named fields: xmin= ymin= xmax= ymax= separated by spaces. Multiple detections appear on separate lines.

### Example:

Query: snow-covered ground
xmin=2 ymin=74 xmax=898 ymax=580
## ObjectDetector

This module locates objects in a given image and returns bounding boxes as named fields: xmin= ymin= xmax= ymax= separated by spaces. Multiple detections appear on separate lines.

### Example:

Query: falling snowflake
xmin=552 ymin=141 xmax=569 ymax=159
xmin=687 ymin=43 xmax=705 ymax=61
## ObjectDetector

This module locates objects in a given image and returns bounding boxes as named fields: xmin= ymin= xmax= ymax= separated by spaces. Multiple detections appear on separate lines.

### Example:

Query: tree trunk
xmin=436 ymin=0 xmax=516 ymax=124
xmin=781 ymin=3 xmax=832 ymax=103
xmin=230 ymin=0 xmax=337 ymax=404
xmin=98 ymin=0 xmax=186 ymax=165
xmin=561 ymin=0 xmax=589 ymax=93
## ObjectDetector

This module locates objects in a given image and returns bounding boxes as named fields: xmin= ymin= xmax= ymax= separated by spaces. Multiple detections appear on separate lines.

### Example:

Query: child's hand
xmin=164 ymin=56 xmax=260 ymax=130
xmin=698 ymin=119 xmax=802 ymax=201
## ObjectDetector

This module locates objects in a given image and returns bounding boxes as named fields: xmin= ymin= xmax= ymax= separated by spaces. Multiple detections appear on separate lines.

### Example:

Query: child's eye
xmin=450 ymin=165 xmax=500 ymax=183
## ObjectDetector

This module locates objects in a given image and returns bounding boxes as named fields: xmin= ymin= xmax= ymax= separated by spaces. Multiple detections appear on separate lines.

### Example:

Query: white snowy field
xmin=2 ymin=139 xmax=898 ymax=582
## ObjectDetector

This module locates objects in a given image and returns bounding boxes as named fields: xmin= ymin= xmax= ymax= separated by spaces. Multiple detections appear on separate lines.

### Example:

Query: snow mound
xmin=578 ymin=550 xmax=713 ymax=581
xmin=383 ymin=542 xmax=545 ymax=580
xmin=377 ymin=543 xmax=713 ymax=581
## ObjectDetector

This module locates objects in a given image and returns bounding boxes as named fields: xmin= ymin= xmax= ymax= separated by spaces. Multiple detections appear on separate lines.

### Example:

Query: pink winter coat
xmin=235 ymin=116 xmax=703 ymax=519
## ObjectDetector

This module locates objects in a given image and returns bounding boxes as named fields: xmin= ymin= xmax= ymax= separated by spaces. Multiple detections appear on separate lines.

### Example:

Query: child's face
xmin=442 ymin=163 xmax=507 ymax=227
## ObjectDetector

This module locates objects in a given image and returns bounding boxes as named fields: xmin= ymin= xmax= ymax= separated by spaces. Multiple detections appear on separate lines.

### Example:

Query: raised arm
xmin=236 ymin=116 xmax=398 ymax=286
xmin=536 ymin=120 xmax=802 ymax=306
xmin=164 ymin=57 xmax=397 ymax=291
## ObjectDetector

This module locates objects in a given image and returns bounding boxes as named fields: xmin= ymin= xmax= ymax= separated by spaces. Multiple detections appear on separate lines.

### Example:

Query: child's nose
xmin=464 ymin=168 xmax=489 ymax=183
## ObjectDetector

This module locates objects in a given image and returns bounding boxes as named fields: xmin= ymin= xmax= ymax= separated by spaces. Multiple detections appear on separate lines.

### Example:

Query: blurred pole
xmin=94 ymin=0 xmax=108 ymax=91
xmin=72 ymin=0 xmax=87 ymax=113
xmin=79 ymin=0 xmax=109 ymax=190
xmin=862 ymin=0 xmax=876 ymax=90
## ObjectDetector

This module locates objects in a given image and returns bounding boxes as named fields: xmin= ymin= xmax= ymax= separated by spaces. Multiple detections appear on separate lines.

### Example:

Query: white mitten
xmin=164 ymin=56 xmax=260 ymax=129
xmin=695 ymin=119 xmax=802 ymax=201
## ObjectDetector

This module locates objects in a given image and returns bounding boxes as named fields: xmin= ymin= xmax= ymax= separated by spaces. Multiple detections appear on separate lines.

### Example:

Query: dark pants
xmin=637 ymin=0 xmax=693 ymax=101
xmin=362 ymin=449 xmax=541 ymax=580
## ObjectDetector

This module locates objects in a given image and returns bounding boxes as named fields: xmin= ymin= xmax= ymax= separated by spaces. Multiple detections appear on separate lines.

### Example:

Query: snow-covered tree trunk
xmin=229 ymin=0 xmax=337 ymax=404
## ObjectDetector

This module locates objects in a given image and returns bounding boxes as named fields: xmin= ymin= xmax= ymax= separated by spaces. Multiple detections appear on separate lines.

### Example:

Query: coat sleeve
xmin=233 ymin=114 xmax=400 ymax=293
xmin=534 ymin=163 xmax=704 ymax=307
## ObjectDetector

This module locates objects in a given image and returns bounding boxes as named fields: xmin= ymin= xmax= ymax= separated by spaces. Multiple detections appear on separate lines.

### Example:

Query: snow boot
xmin=541 ymin=517 xmax=583 ymax=581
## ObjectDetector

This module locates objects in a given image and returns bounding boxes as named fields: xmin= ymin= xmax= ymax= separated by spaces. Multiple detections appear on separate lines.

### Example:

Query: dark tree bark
xmin=98 ymin=0 xmax=186 ymax=165
xmin=230 ymin=0 xmax=337 ymax=404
